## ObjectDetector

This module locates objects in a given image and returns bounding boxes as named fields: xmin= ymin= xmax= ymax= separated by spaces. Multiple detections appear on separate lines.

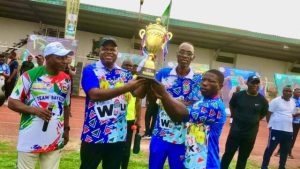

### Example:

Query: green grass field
xmin=0 ymin=142 xmax=269 ymax=169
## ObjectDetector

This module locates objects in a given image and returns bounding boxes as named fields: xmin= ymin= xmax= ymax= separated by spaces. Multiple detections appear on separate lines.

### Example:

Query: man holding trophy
xmin=149 ymin=42 xmax=202 ymax=169
xmin=137 ymin=18 xmax=202 ymax=169
xmin=79 ymin=37 xmax=146 ymax=169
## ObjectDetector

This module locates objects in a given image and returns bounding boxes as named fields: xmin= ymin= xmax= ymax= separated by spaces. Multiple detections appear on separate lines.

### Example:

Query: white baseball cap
xmin=43 ymin=42 xmax=73 ymax=57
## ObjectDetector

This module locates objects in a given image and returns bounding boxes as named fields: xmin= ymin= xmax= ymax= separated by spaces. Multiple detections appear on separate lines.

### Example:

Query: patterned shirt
xmin=185 ymin=96 xmax=226 ymax=169
xmin=293 ymin=97 xmax=300 ymax=124
xmin=126 ymin=75 xmax=137 ymax=121
xmin=81 ymin=61 xmax=132 ymax=144
xmin=152 ymin=67 xmax=202 ymax=144
xmin=0 ymin=63 xmax=10 ymax=75
xmin=10 ymin=66 xmax=71 ymax=153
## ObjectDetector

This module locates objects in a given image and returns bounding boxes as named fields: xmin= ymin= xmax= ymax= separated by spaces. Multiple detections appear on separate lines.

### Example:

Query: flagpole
xmin=166 ymin=0 xmax=172 ymax=31
xmin=139 ymin=0 xmax=144 ymax=22
xmin=132 ymin=0 xmax=144 ymax=52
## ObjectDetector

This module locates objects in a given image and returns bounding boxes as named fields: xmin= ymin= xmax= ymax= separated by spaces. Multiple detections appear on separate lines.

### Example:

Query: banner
xmin=65 ymin=0 xmax=80 ymax=39
xmin=274 ymin=73 xmax=300 ymax=96
xmin=190 ymin=63 xmax=209 ymax=74
xmin=219 ymin=67 xmax=259 ymax=109
xmin=265 ymin=81 xmax=277 ymax=101
xmin=27 ymin=35 xmax=78 ymax=66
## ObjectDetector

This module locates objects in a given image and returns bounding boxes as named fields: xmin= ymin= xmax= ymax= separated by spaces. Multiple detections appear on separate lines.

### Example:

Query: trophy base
xmin=138 ymin=67 xmax=156 ymax=80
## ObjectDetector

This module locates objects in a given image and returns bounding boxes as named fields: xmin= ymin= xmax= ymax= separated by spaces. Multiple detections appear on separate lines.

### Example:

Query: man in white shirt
xmin=261 ymin=85 xmax=300 ymax=169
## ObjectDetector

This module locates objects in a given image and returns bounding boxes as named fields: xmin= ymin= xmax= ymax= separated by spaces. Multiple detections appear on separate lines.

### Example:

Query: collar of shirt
xmin=170 ymin=66 xmax=194 ymax=79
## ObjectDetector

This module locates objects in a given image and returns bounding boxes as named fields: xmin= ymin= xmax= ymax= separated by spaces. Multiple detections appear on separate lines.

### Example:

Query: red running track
xmin=1 ymin=97 xmax=299 ymax=168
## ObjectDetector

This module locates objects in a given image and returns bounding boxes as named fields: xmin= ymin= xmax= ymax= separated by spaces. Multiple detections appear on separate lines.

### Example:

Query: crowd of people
xmin=3 ymin=37 xmax=300 ymax=169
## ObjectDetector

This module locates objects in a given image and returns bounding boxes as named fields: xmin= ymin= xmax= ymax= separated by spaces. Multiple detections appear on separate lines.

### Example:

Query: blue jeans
xmin=149 ymin=136 xmax=185 ymax=169
xmin=261 ymin=129 xmax=293 ymax=169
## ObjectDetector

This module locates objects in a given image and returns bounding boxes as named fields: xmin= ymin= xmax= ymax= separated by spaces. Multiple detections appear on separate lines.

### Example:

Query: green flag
xmin=161 ymin=0 xmax=172 ymax=26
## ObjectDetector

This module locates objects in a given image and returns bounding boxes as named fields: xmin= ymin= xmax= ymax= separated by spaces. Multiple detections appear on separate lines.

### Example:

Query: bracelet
xmin=64 ymin=126 xmax=70 ymax=131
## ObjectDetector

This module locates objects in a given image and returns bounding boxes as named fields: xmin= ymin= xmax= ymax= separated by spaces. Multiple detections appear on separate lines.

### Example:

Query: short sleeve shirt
xmin=81 ymin=61 xmax=132 ymax=144
xmin=230 ymin=91 xmax=269 ymax=137
xmin=185 ymin=96 xmax=226 ymax=169
xmin=269 ymin=97 xmax=296 ymax=132
xmin=10 ymin=66 xmax=71 ymax=153
xmin=0 ymin=63 xmax=10 ymax=75
xmin=9 ymin=59 xmax=18 ymax=80
xmin=21 ymin=61 xmax=35 ymax=74
xmin=152 ymin=67 xmax=202 ymax=144
xmin=293 ymin=97 xmax=300 ymax=124
xmin=126 ymin=75 xmax=137 ymax=121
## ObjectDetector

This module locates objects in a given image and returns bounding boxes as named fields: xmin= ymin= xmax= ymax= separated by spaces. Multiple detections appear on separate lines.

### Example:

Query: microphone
xmin=42 ymin=103 xmax=54 ymax=132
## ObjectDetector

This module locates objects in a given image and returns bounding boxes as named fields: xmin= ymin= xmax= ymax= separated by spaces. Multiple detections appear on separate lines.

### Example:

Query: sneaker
xmin=288 ymin=154 xmax=294 ymax=159
xmin=142 ymin=135 xmax=151 ymax=140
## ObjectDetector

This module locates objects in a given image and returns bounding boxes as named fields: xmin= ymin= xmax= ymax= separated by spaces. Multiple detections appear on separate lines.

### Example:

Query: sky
xmin=81 ymin=0 xmax=300 ymax=40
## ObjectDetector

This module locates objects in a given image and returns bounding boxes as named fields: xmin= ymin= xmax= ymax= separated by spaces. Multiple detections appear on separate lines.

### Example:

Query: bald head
xmin=178 ymin=42 xmax=194 ymax=57
xmin=177 ymin=42 xmax=195 ymax=68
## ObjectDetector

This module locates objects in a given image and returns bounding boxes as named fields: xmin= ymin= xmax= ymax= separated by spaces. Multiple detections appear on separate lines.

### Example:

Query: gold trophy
xmin=138 ymin=18 xmax=173 ymax=79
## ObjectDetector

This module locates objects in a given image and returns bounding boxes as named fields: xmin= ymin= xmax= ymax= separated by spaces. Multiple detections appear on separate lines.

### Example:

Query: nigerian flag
xmin=161 ymin=0 xmax=172 ymax=26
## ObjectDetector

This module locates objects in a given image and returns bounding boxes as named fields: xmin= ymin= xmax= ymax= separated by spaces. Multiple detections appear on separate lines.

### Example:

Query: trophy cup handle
xmin=167 ymin=32 xmax=173 ymax=40
xmin=139 ymin=29 xmax=146 ymax=39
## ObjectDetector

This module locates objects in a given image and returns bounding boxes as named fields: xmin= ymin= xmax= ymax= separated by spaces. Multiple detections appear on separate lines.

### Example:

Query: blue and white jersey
xmin=293 ymin=97 xmax=300 ymax=124
xmin=184 ymin=96 xmax=226 ymax=169
xmin=81 ymin=61 xmax=132 ymax=144
xmin=152 ymin=67 xmax=202 ymax=144
xmin=0 ymin=63 xmax=10 ymax=75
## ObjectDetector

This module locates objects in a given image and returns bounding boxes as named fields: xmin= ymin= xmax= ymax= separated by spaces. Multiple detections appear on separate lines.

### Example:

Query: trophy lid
xmin=146 ymin=18 xmax=167 ymax=33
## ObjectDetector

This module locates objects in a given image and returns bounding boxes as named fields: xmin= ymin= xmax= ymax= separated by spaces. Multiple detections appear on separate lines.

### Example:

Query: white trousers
xmin=17 ymin=149 xmax=62 ymax=169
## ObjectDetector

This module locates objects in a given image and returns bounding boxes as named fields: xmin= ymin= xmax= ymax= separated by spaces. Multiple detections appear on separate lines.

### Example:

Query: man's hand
xmin=179 ymin=100 xmax=194 ymax=106
xmin=293 ymin=112 xmax=300 ymax=117
xmin=64 ymin=130 xmax=69 ymax=145
xmin=31 ymin=107 xmax=52 ymax=121
xmin=3 ymin=73 xmax=9 ymax=78
xmin=127 ymin=78 xmax=147 ymax=91
xmin=6 ymin=78 xmax=11 ymax=83
xmin=150 ymin=81 xmax=168 ymax=99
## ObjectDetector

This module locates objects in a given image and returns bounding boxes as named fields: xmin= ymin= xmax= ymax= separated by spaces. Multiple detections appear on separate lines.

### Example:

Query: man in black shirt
xmin=221 ymin=75 xmax=269 ymax=169
xmin=20 ymin=55 xmax=34 ymax=74
xmin=5 ymin=51 xmax=19 ymax=99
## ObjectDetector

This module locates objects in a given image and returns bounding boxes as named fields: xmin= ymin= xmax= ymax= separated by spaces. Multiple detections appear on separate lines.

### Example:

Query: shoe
xmin=288 ymin=154 xmax=294 ymax=159
xmin=142 ymin=135 xmax=151 ymax=140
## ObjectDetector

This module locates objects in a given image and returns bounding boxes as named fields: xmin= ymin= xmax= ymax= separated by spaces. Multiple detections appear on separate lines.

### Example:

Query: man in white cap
xmin=8 ymin=42 xmax=73 ymax=169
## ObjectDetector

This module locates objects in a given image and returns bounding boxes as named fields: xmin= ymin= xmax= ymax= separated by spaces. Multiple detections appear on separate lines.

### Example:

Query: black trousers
xmin=144 ymin=102 xmax=158 ymax=136
xmin=80 ymin=141 xmax=125 ymax=169
xmin=4 ymin=78 xmax=16 ymax=99
xmin=261 ymin=129 xmax=293 ymax=169
xmin=221 ymin=131 xmax=257 ymax=169
xmin=277 ymin=123 xmax=300 ymax=155
xmin=121 ymin=120 xmax=135 ymax=169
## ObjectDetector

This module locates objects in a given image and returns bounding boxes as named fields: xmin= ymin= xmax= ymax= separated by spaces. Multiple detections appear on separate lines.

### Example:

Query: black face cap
xmin=247 ymin=75 xmax=260 ymax=84
xmin=99 ymin=37 xmax=117 ymax=47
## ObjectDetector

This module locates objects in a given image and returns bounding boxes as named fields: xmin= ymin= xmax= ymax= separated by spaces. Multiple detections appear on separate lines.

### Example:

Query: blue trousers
xmin=149 ymin=136 xmax=185 ymax=169
xmin=261 ymin=129 xmax=293 ymax=169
